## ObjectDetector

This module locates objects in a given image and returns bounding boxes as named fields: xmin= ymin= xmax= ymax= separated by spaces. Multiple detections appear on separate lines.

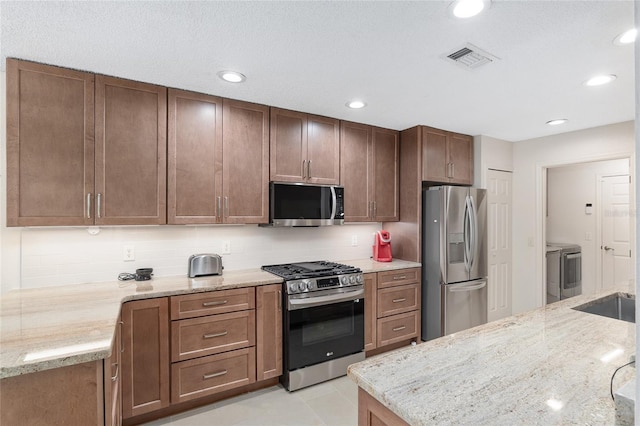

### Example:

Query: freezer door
xmin=442 ymin=280 xmax=487 ymax=336
xmin=444 ymin=186 xmax=470 ymax=283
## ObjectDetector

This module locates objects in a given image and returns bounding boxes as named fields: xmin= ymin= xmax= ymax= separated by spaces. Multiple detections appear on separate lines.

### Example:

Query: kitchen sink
xmin=572 ymin=293 xmax=635 ymax=323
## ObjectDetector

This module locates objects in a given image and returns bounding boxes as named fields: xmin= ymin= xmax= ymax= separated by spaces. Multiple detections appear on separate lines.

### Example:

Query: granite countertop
xmin=348 ymin=282 xmax=636 ymax=425
xmin=0 ymin=258 xmax=419 ymax=379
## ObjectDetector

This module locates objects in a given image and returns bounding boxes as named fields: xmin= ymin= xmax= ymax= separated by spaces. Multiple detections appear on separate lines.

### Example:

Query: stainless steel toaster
xmin=188 ymin=254 xmax=223 ymax=278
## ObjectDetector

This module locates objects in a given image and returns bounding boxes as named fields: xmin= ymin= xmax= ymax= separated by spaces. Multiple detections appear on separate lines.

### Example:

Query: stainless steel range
xmin=262 ymin=261 xmax=365 ymax=391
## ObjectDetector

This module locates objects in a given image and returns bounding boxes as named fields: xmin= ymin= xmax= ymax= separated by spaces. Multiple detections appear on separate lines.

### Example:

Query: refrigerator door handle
xmin=469 ymin=195 xmax=478 ymax=270
xmin=463 ymin=196 xmax=472 ymax=271
xmin=448 ymin=280 xmax=487 ymax=292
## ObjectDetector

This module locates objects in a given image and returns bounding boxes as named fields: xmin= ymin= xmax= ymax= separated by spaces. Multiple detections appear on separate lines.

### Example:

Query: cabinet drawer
xmin=171 ymin=347 xmax=256 ymax=404
xmin=377 ymin=283 xmax=420 ymax=318
xmin=377 ymin=268 xmax=420 ymax=288
xmin=171 ymin=310 xmax=256 ymax=362
xmin=376 ymin=311 xmax=419 ymax=347
xmin=171 ymin=288 xmax=255 ymax=320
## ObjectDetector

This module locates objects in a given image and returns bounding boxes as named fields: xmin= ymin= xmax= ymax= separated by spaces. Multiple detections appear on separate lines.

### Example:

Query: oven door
xmin=285 ymin=289 xmax=364 ymax=371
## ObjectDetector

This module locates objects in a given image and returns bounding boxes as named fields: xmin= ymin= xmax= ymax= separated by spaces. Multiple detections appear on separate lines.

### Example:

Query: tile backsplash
xmin=18 ymin=223 xmax=381 ymax=289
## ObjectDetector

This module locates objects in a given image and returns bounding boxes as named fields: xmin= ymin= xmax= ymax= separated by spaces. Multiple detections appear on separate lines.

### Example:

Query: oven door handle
xmin=288 ymin=288 xmax=364 ymax=310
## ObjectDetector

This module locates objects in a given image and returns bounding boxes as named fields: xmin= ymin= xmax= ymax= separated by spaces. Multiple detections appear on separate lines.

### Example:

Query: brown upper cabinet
xmin=269 ymin=108 xmax=340 ymax=185
xmin=168 ymin=91 xmax=269 ymax=224
xmin=95 ymin=75 xmax=167 ymax=225
xmin=6 ymin=59 xmax=167 ymax=226
xmin=421 ymin=126 xmax=473 ymax=185
xmin=340 ymin=122 xmax=399 ymax=222
xmin=6 ymin=59 xmax=95 ymax=226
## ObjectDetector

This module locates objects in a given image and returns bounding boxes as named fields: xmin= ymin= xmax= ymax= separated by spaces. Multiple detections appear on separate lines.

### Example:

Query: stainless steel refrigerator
xmin=422 ymin=186 xmax=487 ymax=341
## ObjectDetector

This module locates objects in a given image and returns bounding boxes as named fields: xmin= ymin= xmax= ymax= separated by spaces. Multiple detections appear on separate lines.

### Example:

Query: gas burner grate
xmin=262 ymin=261 xmax=361 ymax=280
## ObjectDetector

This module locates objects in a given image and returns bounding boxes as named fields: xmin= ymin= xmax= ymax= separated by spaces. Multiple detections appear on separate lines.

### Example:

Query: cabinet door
xmin=168 ymin=89 xmax=223 ymax=224
xmin=105 ymin=315 xmax=122 ymax=426
xmin=372 ymin=127 xmax=399 ymax=221
xmin=306 ymin=114 xmax=340 ymax=184
xmin=340 ymin=121 xmax=372 ymax=222
xmin=95 ymin=75 xmax=167 ymax=225
xmin=421 ymin=127 xmax=449 ymax=183
xmin=270 ymin=108 xmax=307 ymax=183
xmin=121 ymin=298 xmax=170 ymax=419
xmin=222 ymin=99 xmax=270 ymax=224
xmin=364 ymin=273 xmax=377 ymax=352
xmin=6 ymin=59 xmax=95 ymax=226
xmin=256 ymin=284 xmax=283 ymax=380
xmin=448 ymin=132 xmax=474 ymax=185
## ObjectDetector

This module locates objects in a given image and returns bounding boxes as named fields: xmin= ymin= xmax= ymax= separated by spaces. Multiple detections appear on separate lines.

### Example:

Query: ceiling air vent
xmin=443 ymin=43 xmax=499 ymax=69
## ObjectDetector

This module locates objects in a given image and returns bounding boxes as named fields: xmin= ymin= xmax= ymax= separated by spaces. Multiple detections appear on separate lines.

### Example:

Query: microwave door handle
xmin=330 ymin=186 xmax=337 ymax=220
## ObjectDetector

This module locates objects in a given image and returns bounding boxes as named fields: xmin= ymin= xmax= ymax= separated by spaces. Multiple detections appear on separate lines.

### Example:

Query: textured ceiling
xmin=1 ymin=1 xmax=635 ymax=141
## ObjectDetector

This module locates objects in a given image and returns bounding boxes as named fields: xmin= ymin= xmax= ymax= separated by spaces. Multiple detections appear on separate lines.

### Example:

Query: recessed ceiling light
xmin=346 ymin=100 xmax=366 ymax=109
xmin=451 ymin=0 xmax=488 ymax=18
xmin=546 ymin=119 xmax=568 ymax=126
xmin=584 ymin=74 xmax=617 ymax=87
xmin=217 ymin=70 xmax=246 ymax=83
xmin=614 ymin=28 xmax=638 ymax=45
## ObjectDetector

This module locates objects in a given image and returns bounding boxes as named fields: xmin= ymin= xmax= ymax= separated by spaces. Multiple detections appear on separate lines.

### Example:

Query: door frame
xmin=538 ymin=153 xmax=634 ymax=305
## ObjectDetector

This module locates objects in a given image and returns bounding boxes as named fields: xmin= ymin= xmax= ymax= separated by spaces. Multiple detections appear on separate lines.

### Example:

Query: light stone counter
xmin=0 ymin=269 xmax=282 ymax=379
xmin=343 ymin=258 xmax=421 ymax=273
xmin=348 ymin=282 xmax=636 ymax=425
xmin=0 ymin=258 xmax=419 ymax=379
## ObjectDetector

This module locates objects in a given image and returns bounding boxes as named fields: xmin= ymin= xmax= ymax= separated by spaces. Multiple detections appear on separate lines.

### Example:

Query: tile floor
xmin=142 ymin=375 xmax=358 ymax=426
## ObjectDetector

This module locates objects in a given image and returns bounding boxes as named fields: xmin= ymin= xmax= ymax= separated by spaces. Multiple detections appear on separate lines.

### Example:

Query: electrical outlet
xmin=123 ymin=245 xmax=135 ymax=262
xmin=351 ymin=235 xmax=358 ymax=247
xmin=222 ymin=241 xmax=231 ymax=255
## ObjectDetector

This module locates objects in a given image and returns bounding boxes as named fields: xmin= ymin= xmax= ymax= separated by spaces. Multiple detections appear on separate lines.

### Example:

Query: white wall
xmin=0 ymin=70 xmax=380 ymax=294
xmin=512 ymin=120 xmax=635 ymax=314
xmin=546 ymin=159 xmax=630 ymax=296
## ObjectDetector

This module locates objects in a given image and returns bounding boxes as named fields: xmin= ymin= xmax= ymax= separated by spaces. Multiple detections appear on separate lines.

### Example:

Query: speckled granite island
xmin=348 ymin=282 xmax=636 ymax=425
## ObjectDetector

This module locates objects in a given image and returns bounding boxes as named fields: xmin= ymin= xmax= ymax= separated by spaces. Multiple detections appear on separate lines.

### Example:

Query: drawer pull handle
xmin=392 ymin=326 xmax=406 ymax=332
xmin=203 ymin=331 xmax=228 ymax=339
xmin=392 ymin=275 xmax=407 ymax=280
xmin=392 ymin=298 xmax=407 ymax=303
xmin=202 ymin=300 xmax=227 ymax=307
xmin=203 ymin=370 xmax=228 ymax=380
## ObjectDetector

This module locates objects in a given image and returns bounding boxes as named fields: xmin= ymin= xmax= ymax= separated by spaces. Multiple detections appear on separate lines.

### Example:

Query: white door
xmin=486 ymin=169 xmax=512 ymax=322
xmin=601 ymin=175 xmax=631 ymax=289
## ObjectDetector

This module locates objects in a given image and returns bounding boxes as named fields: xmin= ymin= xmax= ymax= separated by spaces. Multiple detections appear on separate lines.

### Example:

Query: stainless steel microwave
xmin=265 ymin=182 xmax=345 ymax=227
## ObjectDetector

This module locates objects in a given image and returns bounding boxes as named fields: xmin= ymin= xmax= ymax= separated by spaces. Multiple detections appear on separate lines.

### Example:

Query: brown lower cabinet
xmin=0 ymin=360 xmax=106 ymax=426
xmin=121 ymin=298 xmax=171 ymax=419
xmin=105 ymin=314 xmax=123 ymax=426
xmin=256 ymin=284 xmax=283 ymax=380
xmin=358 ymin=388 xmax=409 ymax=426
xmin=364 ymin=268 xmax=421 ymax=355
xmin=120 ymin=285 xmax=282 ymax=424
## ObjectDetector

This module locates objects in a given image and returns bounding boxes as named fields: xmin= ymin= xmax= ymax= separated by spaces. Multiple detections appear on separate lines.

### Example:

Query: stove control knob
xmin=340 ymin=276 xmax=348 ymax=285
xmin=289 ymin=283 xmax=299 ymax=293
xmin=356 ymin=274 xmax=363 ymax=283
xmin=349 ymin=275 xmax=355 ymax=284
xmin=300 ymin=280 xmax=311 ymax=291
